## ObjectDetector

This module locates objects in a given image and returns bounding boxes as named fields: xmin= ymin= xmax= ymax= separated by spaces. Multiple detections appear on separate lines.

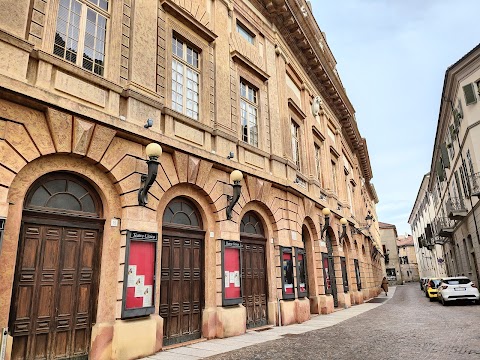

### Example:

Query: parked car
xmin=425 ymin=278 xmax=441 ymax=301
xmin=437 ymin=277 xmax=480 ymax=305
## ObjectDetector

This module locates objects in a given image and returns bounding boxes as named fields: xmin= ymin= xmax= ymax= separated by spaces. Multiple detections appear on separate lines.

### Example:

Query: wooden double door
xmin=10 ymin=221 xmax=101 ymax=360
xmin=160 ymin=228 xmax=204 ymax=346
xmin=241 ymin=237 xmax=267 ymax=329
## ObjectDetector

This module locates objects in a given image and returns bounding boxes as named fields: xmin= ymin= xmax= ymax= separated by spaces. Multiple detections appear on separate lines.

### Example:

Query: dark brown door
xmin=10 ymin=223 xmax=99 ymax=360
xmin=241 ymin=238 xmax=267 ymax=329
xmin=160 ymin=228 xmax=203 ymax=346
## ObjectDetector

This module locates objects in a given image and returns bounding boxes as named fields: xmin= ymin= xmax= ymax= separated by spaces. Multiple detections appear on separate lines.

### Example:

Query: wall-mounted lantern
xmin=351 ymin=212 xmax=375 ymax=235
xmin=320 ymin=207 xmax=331 ymax=239
xmin=138 ymin=143 xmax=162 ymax=206
xmin=226 ymin=170 xmax=243 ymax=220
xmin=339 ymin=217 xmax=348 ymax=244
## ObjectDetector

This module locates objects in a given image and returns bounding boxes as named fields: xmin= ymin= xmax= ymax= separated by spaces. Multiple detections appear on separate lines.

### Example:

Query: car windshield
xmin=443 ymin=279 xmax=471 ymax=285
xmin=429 ymin=280 xmax=441 ymax=288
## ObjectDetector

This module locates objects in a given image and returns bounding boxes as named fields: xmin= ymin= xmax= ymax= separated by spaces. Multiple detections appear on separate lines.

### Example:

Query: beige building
xmin=379 ymin=222 xmax=402 ymax=285
xmin=397 ymin=235 xmax=419 ymax=283
xmin=408 ymin=173 xmax=448 ymax=279
xmin=426 ymin=43 xmax=480 ymax=285
xmin=0 ymin=0 xmax=382 ymax=359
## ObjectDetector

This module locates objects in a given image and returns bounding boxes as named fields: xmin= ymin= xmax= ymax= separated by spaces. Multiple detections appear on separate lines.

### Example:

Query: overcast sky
xmin=311 ymin=0 xmax=480 ymax=235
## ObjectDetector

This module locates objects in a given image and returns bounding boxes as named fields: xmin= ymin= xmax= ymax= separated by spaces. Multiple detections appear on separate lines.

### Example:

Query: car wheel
xmin=425 ymin=292 xmax=429 ymax=298
xmin=441 ymin=297 xmax=446 ymax=306
xmin=429 ymin=297 xmax=434 ymax=302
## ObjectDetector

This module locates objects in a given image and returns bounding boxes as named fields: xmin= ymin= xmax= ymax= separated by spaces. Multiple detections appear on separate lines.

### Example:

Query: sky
xmin=310 ymin=0 xmax=480 ymax=235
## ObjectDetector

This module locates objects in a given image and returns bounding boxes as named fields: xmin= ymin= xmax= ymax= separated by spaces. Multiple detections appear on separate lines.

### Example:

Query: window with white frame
xmin=240 ymin=80 xmax=258 ymax=147
xmin=172 ymin=34 xmax=200 ymax=120
xmin=54 ymin=0 xmax=108 ymax=76
xmin=236 ymin=21 xmax=254 ymax=45
xmin=291 ymin=120 xmax=301 ymax=169
xmin=314 ymin=143 xmax=321 ymax=183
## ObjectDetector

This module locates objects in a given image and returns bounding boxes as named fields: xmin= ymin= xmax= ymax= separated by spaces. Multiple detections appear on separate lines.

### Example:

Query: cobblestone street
xmin=205 ymin=284 xmax=480 ymax=360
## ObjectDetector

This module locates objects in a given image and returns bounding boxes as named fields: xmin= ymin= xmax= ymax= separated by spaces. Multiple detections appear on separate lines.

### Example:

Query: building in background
xmin=421 ymin=44 xmax=480 ymax=286
xmin=408 ymin=173 xmax=448 ymax=279
xmin=0 ymin=0 xmax=382 ymax=359
xmin=397 ymin=235 xmax=420 ymax=282
xmin=379 ymin=222 xmax=403 ymax=285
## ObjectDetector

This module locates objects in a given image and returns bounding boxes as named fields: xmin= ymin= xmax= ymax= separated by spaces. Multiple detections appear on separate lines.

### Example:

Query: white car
xmin=437 ymin=277 xmax=480 ymax=305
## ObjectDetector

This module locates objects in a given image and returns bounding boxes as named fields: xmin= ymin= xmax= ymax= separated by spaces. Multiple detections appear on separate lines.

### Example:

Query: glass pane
xmin=67 ymin=181 xmax=87 ymax=198
xmin=80 ymin=194 xmax=96 ymax=213
xmin=171 ymin=212 xmax=190 ymax=226
xmin=29 ymin=186 xmax=50 ymax=207
xmin=44 ymin=179 xmax=67 ymax=194
xmin=47 ymin=193 xmax=82 ymax=211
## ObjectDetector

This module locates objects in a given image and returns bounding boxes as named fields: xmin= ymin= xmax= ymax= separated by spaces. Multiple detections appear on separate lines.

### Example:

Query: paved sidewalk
xmin=143 ymin=287 xmax=396 ymax=360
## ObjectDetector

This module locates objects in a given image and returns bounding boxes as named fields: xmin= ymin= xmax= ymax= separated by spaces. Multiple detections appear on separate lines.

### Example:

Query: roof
xmin=378 ymin=222 xmax=396 ymax=229
xmin=397 ymin=235 xmax=414 ymax=247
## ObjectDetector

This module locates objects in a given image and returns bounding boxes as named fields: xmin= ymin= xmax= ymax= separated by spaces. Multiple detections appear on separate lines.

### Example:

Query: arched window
xmin=240 ymin=212 xmax=264 ymax=236
xmin=163 ymin=198 xmax=201 ymax=228
xmin=24 ymin=173 xmax=101 ymax=217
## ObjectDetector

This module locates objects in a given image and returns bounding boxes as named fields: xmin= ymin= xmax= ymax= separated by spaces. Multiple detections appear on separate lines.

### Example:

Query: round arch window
xmin=163 ymin=197 xmax=202 ymax=229
xmin=240 ymin=212 xmax=264 ymax=236
xmin=24 ymin=172 xmax=102 ymax=217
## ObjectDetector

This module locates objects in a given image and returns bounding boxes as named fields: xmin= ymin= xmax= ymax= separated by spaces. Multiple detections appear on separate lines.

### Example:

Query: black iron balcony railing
xmin=446 ymin=197 xmax=467 ymax=220
xmin=434 ymin=217 xmax=454 ymax=238
xmin=470 ymin=172 xmax=480 ymax=197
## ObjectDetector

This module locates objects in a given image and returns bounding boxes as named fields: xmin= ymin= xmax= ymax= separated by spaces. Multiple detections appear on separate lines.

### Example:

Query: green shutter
xmin=441 ymin=143 xmax=450 ymax=168
xmin=463 ymin=83 xmax=477 ymax=105
xmin=436 ymin=158 xmax=445 ymax=182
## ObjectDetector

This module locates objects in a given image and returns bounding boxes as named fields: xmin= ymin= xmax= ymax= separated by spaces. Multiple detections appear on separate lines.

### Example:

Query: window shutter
xmin=441 ymin=143 xmax=450 ymax=168
xmin=463 ymin=83 xmax=477 ymax=105
xmin=436 ymin=158 xmax=445 ymax=182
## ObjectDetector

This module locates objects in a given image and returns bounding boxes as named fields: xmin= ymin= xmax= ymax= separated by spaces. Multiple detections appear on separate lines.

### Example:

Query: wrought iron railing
xmin=434 ymin=217 xmax=454 ymax=235
xmin=446 ymin=197 xmax=467 ymax=213
xmin=470 ymin=172 xmax=480 ymax=197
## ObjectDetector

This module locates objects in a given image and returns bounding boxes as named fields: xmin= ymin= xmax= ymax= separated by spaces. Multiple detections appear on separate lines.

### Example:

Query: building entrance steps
xmin=143 ymin=287 xmax=397 ymax=360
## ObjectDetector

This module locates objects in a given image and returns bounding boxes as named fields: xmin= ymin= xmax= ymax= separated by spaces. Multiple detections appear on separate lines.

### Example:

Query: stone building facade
xmin=397 ymin=235 xmax=419 ymax=283
xmin=408 ymin=173 xmax=448 ymax=279
xmin=0 ymin=0 xmax=382 ymax=359
xmin=416 ymin=44 xmax=480 ymax=286
xmin=379 ymin=222 xmax=402 ymax=285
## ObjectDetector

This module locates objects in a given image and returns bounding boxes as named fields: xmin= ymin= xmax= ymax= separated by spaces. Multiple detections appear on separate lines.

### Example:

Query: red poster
xmin=224 ymin=247 xmax=241 ymax=299
xmin=125 ymin=241 xmax=155 ymax=309
xmin=323 ymin=256 xmax=331 ymax=289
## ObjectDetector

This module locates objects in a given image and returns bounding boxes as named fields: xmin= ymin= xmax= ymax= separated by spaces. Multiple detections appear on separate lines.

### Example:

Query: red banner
xmin=224 ymin=247 xmax=241 ymax=299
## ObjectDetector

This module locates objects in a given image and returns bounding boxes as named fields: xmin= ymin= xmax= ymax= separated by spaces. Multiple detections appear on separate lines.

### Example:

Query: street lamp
xmin=138 ymin=143 xmax=162 ymax=206
xmin=226 ymin=170 xmax=243 ymax=220
xmin=351 ymin=212 xmax=375 ymax=235
xmin=338 ymin=217 xmax=348 ymax=244
xmin=320 ymin=207 xmax=331 ymax=239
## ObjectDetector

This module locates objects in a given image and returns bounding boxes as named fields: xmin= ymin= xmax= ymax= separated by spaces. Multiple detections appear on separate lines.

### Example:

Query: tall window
xmin=331 ymin=160 xmax=338 ymax=193
xmin=291 ymin=121 xmax=301 ymax=168
xmin=54 ymin=0 xmax=108 ymax=76
xmin=236 ymin=22 xmax=254 ymax=45
xmin=240 ymin=80 xmax=258 ymax=147
xmin=314 ymin=144 xmax=321 ymax=182
xmin=172 ymin=35 xmax=200 ymax=120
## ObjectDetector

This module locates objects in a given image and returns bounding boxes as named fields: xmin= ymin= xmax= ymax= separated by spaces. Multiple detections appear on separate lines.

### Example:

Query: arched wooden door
xmin=160 ymin=198 xmax=205 ymax=346
xmin=240 ymin=212 xmax=267 ymax=329
xmin=9 ymin=172 xmax=104 ymax=360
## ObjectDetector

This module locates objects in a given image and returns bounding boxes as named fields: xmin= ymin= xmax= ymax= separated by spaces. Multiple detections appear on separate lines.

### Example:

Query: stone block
xmin=111 ymin=316 xmax=158 ymax=360
xmin=46 ymin=108 xmax=72 ymax=153
xmin=0 ymin=41 xmax=29 ymax=80
xmin=54 ymin=70 xmax=106 ymax=107
xmin=280 ymin=299 xmax=296 ymax=326
xmin=216 ymin=305 xmax=246 ymax=338
xmin=72 ymin=117 xmax=95 ymax=155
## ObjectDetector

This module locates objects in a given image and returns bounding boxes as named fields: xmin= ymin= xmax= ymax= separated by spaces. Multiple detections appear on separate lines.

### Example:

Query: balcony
xmin=470 ymin=172 xmax=480 ymax=198
xmin=446 ymin=197 xmax=467 ymax=220
xmin=434 ymin=217 xmax=454 ymax=238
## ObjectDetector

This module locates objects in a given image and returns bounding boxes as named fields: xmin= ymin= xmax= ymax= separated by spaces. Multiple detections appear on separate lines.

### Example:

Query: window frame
xmin=331 ymin=159 xmax=338 ymax=194
xmin=314 ymin=142 xmax=322 ymax=185
xmin=171 ymin=33 xmax=201 ymax=120
xmin=236 ymin=20 xmax=255 ymax=45
xmin=291 ymin=119 xmax=301 ymax=170
xmin=239 ymin=79 xmax=259 ymax=147
xmin=53 ymin=0 xmax=109 ymax=76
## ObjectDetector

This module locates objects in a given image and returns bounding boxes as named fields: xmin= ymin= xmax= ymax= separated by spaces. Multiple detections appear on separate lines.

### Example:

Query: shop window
xmin=240 ymin=80 xmax=258 ymax=147
xmin=340 ymin=256 xmax=349 ymax=293
xmin=172 ymin=34 xmax=200 ymax=120
xmin=296 ymin=247 xmax=308 ymax=297
xmin=281 ymin=247 xmax=295 ymax=299
xmin=53 ymin=0 xmax=108 ymax=76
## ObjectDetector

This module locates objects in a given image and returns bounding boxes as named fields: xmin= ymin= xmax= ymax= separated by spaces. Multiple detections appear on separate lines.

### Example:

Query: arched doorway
xmin=9 ymin=172 xmax=104 ymax=359
xmin=160 ymin=197 xmax=205 ymax=346
xmin=240 ymin=212 xmax=267 ymax=329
